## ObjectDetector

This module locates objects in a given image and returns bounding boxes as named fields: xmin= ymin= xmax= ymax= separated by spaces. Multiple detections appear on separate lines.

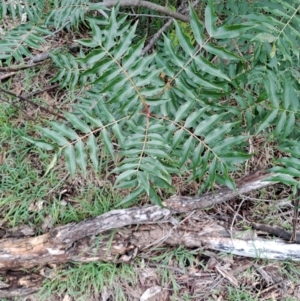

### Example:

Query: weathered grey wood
xmin=2 ymin=221 xmax=300 ymax=298
xmin=0 ymin=171 xmax=282 ymax=298
xmin=164 ymin=170 xmax=273 ymax=211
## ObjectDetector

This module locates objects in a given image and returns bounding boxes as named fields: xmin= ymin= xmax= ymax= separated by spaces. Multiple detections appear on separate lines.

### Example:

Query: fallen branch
xmin=2 ymin=220 xmax=300 ymax=298
xmin=252 ymin=222 xmax=300 ymax=243
xmin=100 ymin=0 xmax=190 ymax=22
xmin=0 ymin=171 xmax=285 ymax=298
xmin=164 ymin=169 xmax=272 ymax=211
xmin=0 ymin=87 xmax=65 ymax=120
xmin=0 ymin=171 xmax=274 ymax=270
xmin=141 ymin=0 xmax=201 ymax=56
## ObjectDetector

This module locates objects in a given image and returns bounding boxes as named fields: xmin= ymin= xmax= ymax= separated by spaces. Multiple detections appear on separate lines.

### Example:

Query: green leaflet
xmin=137 ymin=171 xmax=150 ymax=195
xmin=64 ymin=113 xmax=91 ymax=134
xmin=115 ymin=170 xmax=137 ymax=185
xmin=256 ymin=109 xmax=278 ymax=133
xmin=205 ymin=0 xmax=252 ymax=39
xmin=64 ymin=145 xmax=76 ymax=178
xmin=87 ymin=134 xmax=99 ymax=171
xmin=117 ymin=186 xmax=144 ymax=206
xmin=193 ymin=56 xmax=231 ymax=81
xmin=75 ymin=140 xmax=87 ymax=177
xmin=278 ymin=157 xmax=300 ymax=170
xmin=44 ymin=153 xmax=59 ymax=177
xmin=204 ymin=44 xmax=244 ymax=61
xmin=23 ymin=137 xmax=55 ymax=151
xmin=40 ymin=128 xmax=69 ymax=147
xmin=205 ymin=0 xmax=218 ymax=37
xmin=174 ymin=21 xmax=194 ymax=57
xmin=184 ymin=108 xmax=207 ymax=128
xmin=204 ymin=122 xmax=238 ymax=145
xmin=50 ymin=122 xmax=79 ymax=140
xmin=190 ymin=6 xmax=205 ymax=46
xmin=194 ymin=114 xmax=226 ymax=136
xmin=100 ymin=129 xmax=115 ymax=161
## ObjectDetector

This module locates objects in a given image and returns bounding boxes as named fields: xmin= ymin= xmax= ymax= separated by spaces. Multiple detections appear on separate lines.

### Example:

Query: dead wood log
xmin=2 ymin=222 xmax=300 ymax=298
xmin=0 ymin=170 xmax=273 ymax=269
xmin=0 ymin=171 xmax=283 ymax=297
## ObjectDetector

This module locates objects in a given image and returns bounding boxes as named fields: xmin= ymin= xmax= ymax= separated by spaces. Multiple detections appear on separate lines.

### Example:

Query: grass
xmin=39 ymin=262 xmax=136 ymax=301
xmin=0 ymin=102 xmax=120 ymax=228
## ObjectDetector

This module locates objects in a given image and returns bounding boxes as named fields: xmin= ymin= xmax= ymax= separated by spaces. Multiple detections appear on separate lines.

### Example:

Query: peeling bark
xmin=0 ymin=172 xmax=284 ymax=298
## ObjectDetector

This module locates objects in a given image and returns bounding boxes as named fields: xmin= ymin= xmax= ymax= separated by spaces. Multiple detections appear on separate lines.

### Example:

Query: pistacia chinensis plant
xmin=2 ymin=0 xmax=300 ymax=205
